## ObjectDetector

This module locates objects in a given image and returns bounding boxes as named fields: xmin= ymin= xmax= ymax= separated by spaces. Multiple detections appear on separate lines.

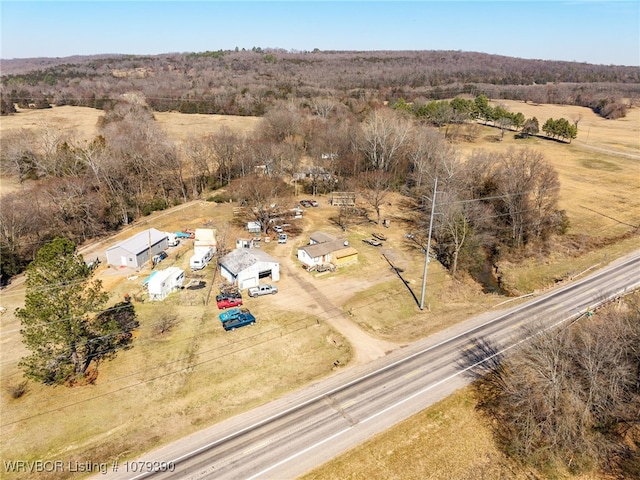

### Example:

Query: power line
xmin=579 ymin=205 xmax=639 ymax=229
xmin=3 ymin=207 xmax=633 ymax=419
xmin=0 ymin=266 xmax=399 ymax=373
xmin=0 ymin=276 xmax=415 ymax=427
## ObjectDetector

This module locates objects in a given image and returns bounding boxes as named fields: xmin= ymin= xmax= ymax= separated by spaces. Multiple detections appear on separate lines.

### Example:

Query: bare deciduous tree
xmin=309 ymin=97 xmax=337 ymax=119
xmin=358 ymin=170 xmax=392 ymax=225
xmin=234 ymin=175 xmax=291 ymax=235
xmin=464 ymin=298 xmax=640 ymax=475
xmin=359 ymin=108 xmax=412 ymax=173
xmin=472 ymin=148 xmax=561 ymax=248
xmin=258 ymin=101 xmax=304 ymax=143
xmin=208 ymin=127 xmax=244 ymax=186
xmin=182 ymin=137 xmax=214 ymax=197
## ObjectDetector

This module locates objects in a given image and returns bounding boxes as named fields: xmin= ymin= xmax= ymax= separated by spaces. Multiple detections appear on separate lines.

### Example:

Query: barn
xmin=105 ymin=228 xmax=168 ymax=269
xmin=219 ymin=249 xmax=280 ymax=290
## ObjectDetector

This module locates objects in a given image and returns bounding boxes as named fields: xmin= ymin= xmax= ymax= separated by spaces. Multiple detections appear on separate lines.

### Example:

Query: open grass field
xmin=300 ymin=387 xmax=533 ymax=480
xmin=0 ymin=102 xmax=638 ymax=479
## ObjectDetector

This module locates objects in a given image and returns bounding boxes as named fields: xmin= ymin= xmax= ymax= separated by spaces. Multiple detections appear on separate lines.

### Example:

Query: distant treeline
xmin=1 ymin=50 xmax=639 ymax=118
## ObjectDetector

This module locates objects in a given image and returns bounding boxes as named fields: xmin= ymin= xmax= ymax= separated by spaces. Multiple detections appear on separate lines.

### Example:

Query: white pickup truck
xmin=248 ymin=284 xmax=278 ymax=297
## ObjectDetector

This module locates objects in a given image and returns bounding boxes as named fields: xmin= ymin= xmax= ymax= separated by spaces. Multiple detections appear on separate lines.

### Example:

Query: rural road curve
xmin=96 ymin=251 xmax=640 ymax=480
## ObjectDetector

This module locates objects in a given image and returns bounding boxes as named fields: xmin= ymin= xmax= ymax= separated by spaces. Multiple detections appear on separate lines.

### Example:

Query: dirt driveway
xmin=268 ymin=241 xmax=399 ymax=364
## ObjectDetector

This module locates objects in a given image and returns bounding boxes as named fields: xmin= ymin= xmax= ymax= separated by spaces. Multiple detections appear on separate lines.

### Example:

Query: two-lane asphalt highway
xmin=102 ymin=252 xmax=640 ymax=480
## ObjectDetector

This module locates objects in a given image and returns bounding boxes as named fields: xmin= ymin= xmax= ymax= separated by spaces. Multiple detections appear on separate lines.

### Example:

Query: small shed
xmin=219 ymin=249 xmax=280 ymax=290
xmin=236 ymin=238 xmax=256 ymax=249
xmin=106 ymin=228 xmax=168 ymax=269
xmin=247 ymin=221 xmax=261 ymax=234
xmin=147 ymin=267 xmax=185 ymax=301
xmin=332 ymin=246 xmax=359 ymax=267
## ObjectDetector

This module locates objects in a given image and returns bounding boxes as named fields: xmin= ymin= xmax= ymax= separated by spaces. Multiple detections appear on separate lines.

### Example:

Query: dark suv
xmin=222 ymin=311 xmax=256 ymax=331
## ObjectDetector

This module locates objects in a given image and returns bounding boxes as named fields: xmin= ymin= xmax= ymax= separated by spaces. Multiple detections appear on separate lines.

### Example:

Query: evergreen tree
xmin=474 ymin=94 xmax=493 ymax=123
xmin=16 ymin=238 xmax=137 ymax=385
xmin=450 ymin=97 xmax=475 ymax=119
xmin=542 ymin=118 xmax=557 ymax=138
xmin=391 ymin=97 xmax=412 ymax=114
xmin=512 ymin=112 xmax=525 ymax=130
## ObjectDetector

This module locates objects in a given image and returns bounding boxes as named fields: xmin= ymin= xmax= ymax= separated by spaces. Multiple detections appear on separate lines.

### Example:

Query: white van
xmin=189 ymin=247 xmax=213 ymax=270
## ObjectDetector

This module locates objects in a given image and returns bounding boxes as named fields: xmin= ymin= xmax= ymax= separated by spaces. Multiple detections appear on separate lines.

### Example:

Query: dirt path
xmin=269 ymin=242 xmax=399 ymax=365
xmin=573 ymin=140 xmax=640 ymax=160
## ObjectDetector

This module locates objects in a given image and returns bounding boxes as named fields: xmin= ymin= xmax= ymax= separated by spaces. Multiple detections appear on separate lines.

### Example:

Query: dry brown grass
xmin=0 ymin=103 xmax=638 ymax=479
xmin=301 ymin=387 xmax=532 ymax=480
xmin=494 ymin=100 xmax=640 ymax=156
xmin=0 ymin=201 xmax=353 ymax=480
xmin=0 ymin=106 xmax=262 ymax=142
xmin=300 ymin=385 xmax=608 ymax=480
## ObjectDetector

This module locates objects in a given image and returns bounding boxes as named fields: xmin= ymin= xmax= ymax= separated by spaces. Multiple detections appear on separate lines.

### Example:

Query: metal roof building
xmin=105 ymin=228 xmax=168 ymax=269
xmin=219 ymin=249 xmax=280 ymax=290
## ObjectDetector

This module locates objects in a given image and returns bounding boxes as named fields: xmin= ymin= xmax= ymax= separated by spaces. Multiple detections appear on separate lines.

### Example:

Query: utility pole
xmin=420 ymin=177 xmax=438 ymax=311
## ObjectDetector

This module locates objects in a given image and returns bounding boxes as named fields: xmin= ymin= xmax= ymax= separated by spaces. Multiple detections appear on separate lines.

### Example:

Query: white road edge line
xmin=127 ymin=259 xmax=639 ymax=479
xmin=245 ymin=427 xmax=353 ymax=480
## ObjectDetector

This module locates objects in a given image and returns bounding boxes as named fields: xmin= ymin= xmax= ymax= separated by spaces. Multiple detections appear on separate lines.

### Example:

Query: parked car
xmin=152 ymin=251 xmax=168 ymax=265
xmin=165 ymin=232 xmax=180 ymax=247
xmin=248 ymin=284 xmax=278 ymax=297
xmin=217 ymin=294 xmax=243 ymax=309
xmin=310 ymin=200 xmax=319 ymax=207
xmin=218 ymin=307 xmax=249 ymax=323
xmin=300 ymin=200 xmax=312 ymax=208
xmin=273 ymin=225 xmax=284 ymax=233
xmin=278 ymin=233 xmax=288 ymax=244
xmin=175 ymin=230 xmax=195 ymax=239
xmin=223 ymin=311 xmax=256 ymax=331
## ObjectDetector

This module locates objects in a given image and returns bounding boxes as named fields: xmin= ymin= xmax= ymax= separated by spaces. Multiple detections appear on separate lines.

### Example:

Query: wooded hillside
xmin=2 ymin=50 xmax=639 ymax=117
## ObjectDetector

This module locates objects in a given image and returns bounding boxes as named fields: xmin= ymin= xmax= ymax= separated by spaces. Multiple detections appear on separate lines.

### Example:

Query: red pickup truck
xmin=216 ymin=293 xmax=243 ymax=309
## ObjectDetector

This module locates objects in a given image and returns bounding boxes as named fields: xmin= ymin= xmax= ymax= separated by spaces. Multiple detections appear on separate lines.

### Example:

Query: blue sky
xmin=1 ymin=1 xmax=638 ymax=65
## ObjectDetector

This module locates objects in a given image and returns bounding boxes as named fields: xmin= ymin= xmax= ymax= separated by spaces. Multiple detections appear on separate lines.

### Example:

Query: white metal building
xmin=219 ymin=249 xmax=280 ymax=290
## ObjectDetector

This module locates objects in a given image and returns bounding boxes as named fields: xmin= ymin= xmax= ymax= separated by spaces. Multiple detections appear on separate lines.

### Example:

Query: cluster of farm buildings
xmin=102 ymin=205 xmax=360 ymax=302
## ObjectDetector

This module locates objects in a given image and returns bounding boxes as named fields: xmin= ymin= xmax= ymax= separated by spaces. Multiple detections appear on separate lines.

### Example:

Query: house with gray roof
xmin=105 ymin=228 xmax=168 ymax=269
xmin=297 ymin=232 xmax=358 ymax=269
xmin=219 ymin=249 xmax=280 ymax=290
xmin=309 ymin=231 xmax=336 ymax=245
